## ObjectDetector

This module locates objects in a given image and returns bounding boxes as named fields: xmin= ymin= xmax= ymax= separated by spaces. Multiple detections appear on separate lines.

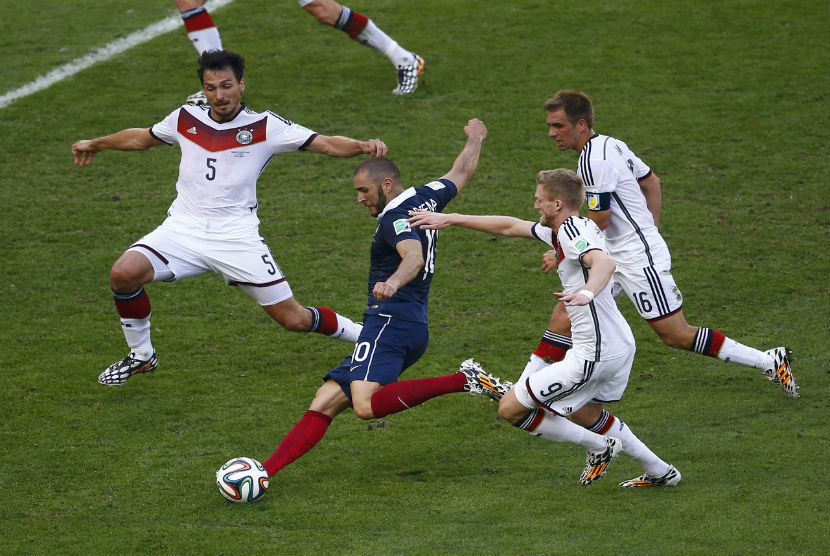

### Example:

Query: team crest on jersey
xmin=574 ymin=238 xmax=590 ymax=252
xmin=393 ymin=218 xmax=411 ymax=235
xmin=586 ymin=193 xmax=600 ymax=210
xmin=236 ymin=129 xmax=253 ymax=145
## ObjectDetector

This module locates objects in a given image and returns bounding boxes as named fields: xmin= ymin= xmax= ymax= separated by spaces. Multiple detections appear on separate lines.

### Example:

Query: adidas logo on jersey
xmin=186 ymin=127 xmax=197 ymax=135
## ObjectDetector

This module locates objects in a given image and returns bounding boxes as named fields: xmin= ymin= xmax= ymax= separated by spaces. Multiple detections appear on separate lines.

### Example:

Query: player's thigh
xmin=128 ymin=227 xmax=212 ymax=282
xmin=515 ymin=349 xmax=632 ymax=415
xmin=615 ymin=264 xmax=683 ymax=320
xmin=325 ymin=315 xmax=428 ymax=387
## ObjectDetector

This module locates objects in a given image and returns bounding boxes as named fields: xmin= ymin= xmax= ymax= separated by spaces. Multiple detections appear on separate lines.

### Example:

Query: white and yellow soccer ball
xmin=216 ymin=457 xmax=269 ymax=503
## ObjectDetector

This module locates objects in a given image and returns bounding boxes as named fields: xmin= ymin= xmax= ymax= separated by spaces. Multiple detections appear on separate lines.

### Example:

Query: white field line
xmin=0 ymin=0 xmax=236 ymax=109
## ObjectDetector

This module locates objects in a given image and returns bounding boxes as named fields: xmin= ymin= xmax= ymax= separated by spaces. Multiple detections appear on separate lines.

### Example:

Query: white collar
xmin=377 ymin=187 xmax=416 ymax=219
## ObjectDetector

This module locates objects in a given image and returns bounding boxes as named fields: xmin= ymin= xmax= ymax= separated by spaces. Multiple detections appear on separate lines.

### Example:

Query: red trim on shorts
xmin=228 ymin=278 xmax=287 ymax=287
xmin=130 ymin=243 xmax=170 ymax=265
xmin=183 ymin=10 xmax=216 ymax=32
xmin=645 ymin=305 xmax=682 ymax=322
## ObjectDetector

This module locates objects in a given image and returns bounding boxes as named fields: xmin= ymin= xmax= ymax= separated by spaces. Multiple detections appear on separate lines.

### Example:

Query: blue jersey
xmin=365 ymin=178 xmax=457 ymax=323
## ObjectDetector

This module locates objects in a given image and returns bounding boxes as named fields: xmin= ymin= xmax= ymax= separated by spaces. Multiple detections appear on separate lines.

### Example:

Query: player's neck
xmin=576 ymin=128 xmax=595 ymax=152
xmin=553 ymin=209 xmax=578 ymax=232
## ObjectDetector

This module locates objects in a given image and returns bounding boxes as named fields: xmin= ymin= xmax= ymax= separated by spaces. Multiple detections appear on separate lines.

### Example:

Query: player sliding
xmin=72 ymin=50 xmax=384 ymax=387
xmin=237 ymin=119 xmax=513 ymax=483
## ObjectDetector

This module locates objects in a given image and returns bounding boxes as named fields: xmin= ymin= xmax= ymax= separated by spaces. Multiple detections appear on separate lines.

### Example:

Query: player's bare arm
xmin=554 ymin=249 xmax=616 ymax=306
xmin=372 ymin=238 xmax=423 ymax=301
xmin=409 ymin=211 xmax=533 ymax=238
xmin=439 ymin=118 xmax=487 ymax=191
xmin=587 ymin=208 xmax=612 ymax=230
xmin=541 ymin=249 xmax=559 ymax=274
xmin=305 ymin=135 xmax=388 ymax=158
xmin=638 ymin=172 xmax=662 ymax=226
xmin=72 ymin=128 xmax=163 ymax=167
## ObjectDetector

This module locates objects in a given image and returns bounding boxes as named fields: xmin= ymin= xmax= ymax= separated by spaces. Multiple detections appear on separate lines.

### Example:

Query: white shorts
xmin=514 ymin=347 xmax=634 ymax=416
xmin=296 ymin=0 xmax=314 ymax=7
xmin=128 ymin=222 xmax=293 ymax=306
xmin=614 ymin=258 xmax=683 ymax=321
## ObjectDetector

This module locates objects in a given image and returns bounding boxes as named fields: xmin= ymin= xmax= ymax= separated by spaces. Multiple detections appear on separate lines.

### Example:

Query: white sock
xmin=356 ymin=21 xmax=413 ymax=66
xmin=329 ymin=315 xmax=363 ymax=343
xmin=181 ymin=7 xmax=223 ymax=54
xmin=606 ymin=416 xmax=670 ymax=476
xmin=718 ymin=337 xmax=770 ymax=369
xmin=532 ymin=412 xmax=607 ymax=451
xmin=121 ymin=316 xmax=154 ymax=360
xmin=516 ymin=354 xmax=548 ymax=384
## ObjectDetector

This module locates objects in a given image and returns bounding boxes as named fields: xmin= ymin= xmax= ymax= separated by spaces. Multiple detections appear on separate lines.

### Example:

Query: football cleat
xmin=579 ymin=436 xmax=622 ymax=485
xmin=392 ymin=54 xmax=424 ymax=95
xmin=762 ymin=347 xmax=799 ymax=398
xmin=186 ymin=90 xmax=208 ymax=105
xmin=458 ymin=358 xmax=513 ymax=401
xmin=619 ymin=465 xmax=682 ymax=488
xmin=98 ymin=352 xmax=158 ymax=387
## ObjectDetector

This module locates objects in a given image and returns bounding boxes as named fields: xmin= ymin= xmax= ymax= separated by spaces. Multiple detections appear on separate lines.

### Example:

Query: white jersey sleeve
xmin=265 ymin=111 xmax=317 ymax=153
xmin=150 ymin=108 xmax=182 ymax=146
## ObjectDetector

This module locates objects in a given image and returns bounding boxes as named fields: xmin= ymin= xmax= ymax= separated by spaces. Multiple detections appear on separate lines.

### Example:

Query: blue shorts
xmin=324 ymin=313 xmax=429 ymax=399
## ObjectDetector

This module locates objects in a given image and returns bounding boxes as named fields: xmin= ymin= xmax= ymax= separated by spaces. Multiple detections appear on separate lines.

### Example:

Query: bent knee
xmin=352 ymin=405 xmax=375 ymax=420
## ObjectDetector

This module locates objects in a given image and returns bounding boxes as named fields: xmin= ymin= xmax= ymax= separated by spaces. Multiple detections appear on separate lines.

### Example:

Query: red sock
xmin=533 ymin=341 xmax=567 ymax=362
xmin=310 ymin=306 xmax=339 ymax=336
xmin=182 ymin=8 xmax=217 ymax=32
xmin=344 ymin=11 xmax=369 ymax=38
xmin=113 ymin=287 xmax=151 ymax=319
xmin=370 ymin=373 xmax=467 ymax=418
xmin=263 ymin=410 xmax=332 ymax=476
xmin=533 ymin=330 xmax=571 ymax=362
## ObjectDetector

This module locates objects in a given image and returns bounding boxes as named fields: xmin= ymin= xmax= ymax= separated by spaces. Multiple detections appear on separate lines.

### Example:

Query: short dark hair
xmin=197 ymin=50 xmax=245 ymax=84
xmin=354 ymin=157 xmax=402 ymax=188
xmin=544 ymin=90 xmax=594 ymax=128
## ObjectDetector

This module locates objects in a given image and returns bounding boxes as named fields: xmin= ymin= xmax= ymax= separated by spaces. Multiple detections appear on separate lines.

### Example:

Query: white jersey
xmin=577 ymin=133 xmax=669 ymax=268
xmin=150 ymin=104 xmax=316 ymax=237
xmin=531 ymin=217 xmax=634 ymax=362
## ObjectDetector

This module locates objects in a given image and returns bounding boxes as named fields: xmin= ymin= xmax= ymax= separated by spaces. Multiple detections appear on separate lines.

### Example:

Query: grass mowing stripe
xmin=0 ymin=0 xmax=236 ymax=110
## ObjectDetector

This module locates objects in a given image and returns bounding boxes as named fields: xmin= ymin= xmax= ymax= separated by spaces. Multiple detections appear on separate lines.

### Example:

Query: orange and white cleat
xmin=763 ymin=347 xmax=799 ymax=398
xmin=619 ymin=465 xmax=682 ymax=488
xmin=579 ymin=436 xmax=622 ymax=485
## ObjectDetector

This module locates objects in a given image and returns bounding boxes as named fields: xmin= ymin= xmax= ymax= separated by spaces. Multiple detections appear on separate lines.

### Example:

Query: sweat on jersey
xmin=150 ymin=103 xmax=317 ymax=237
xmin=365 ymin=178 xmax=457 ymax=324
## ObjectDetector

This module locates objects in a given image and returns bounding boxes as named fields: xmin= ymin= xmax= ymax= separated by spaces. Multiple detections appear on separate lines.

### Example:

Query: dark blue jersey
xmin=365 ymin=178 xmax=457 ymax=323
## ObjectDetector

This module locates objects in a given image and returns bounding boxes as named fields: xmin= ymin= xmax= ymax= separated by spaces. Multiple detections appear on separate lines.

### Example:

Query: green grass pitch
xmin=1 ymin=0 xmax=828 ymax=554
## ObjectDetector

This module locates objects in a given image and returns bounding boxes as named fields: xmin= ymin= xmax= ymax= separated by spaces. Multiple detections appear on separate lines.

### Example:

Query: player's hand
xmin=72 ymin=140 xmax=99 ymax=167
xmin=464 ymin=118 xmax=487 ymax=141
xmin=372 ymin=280 xmax=398 ymax=301
xmin=554 ymin=290 xmax=591 ymax=306
xmin=541 ymin=249 xmax=559 ymax=273
xmin=364 ymin=138 xmax=388 ymax=158
xmin=408 ymin=209 xmax=452 ymax=230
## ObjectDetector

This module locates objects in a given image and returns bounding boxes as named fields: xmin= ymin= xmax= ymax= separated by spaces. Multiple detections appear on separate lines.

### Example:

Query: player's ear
xmin=239 ymin=78 xmax=245 ymax=92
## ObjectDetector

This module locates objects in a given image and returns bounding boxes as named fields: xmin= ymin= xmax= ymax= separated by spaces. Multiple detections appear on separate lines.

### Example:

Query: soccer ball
xmin=216 ymin=457 xmax=269 ymax=503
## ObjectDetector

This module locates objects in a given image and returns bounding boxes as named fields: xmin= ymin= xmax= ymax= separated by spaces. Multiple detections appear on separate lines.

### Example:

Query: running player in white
xmin=529 ymin=90 xmax=798 ymax=399
xmin=72 ymin=50 xmax=386 ymax=387
xmin=409 ymin=169 xmax=681 ymax=488
xmin=176 ymin=0 xmax=423 ymax=105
